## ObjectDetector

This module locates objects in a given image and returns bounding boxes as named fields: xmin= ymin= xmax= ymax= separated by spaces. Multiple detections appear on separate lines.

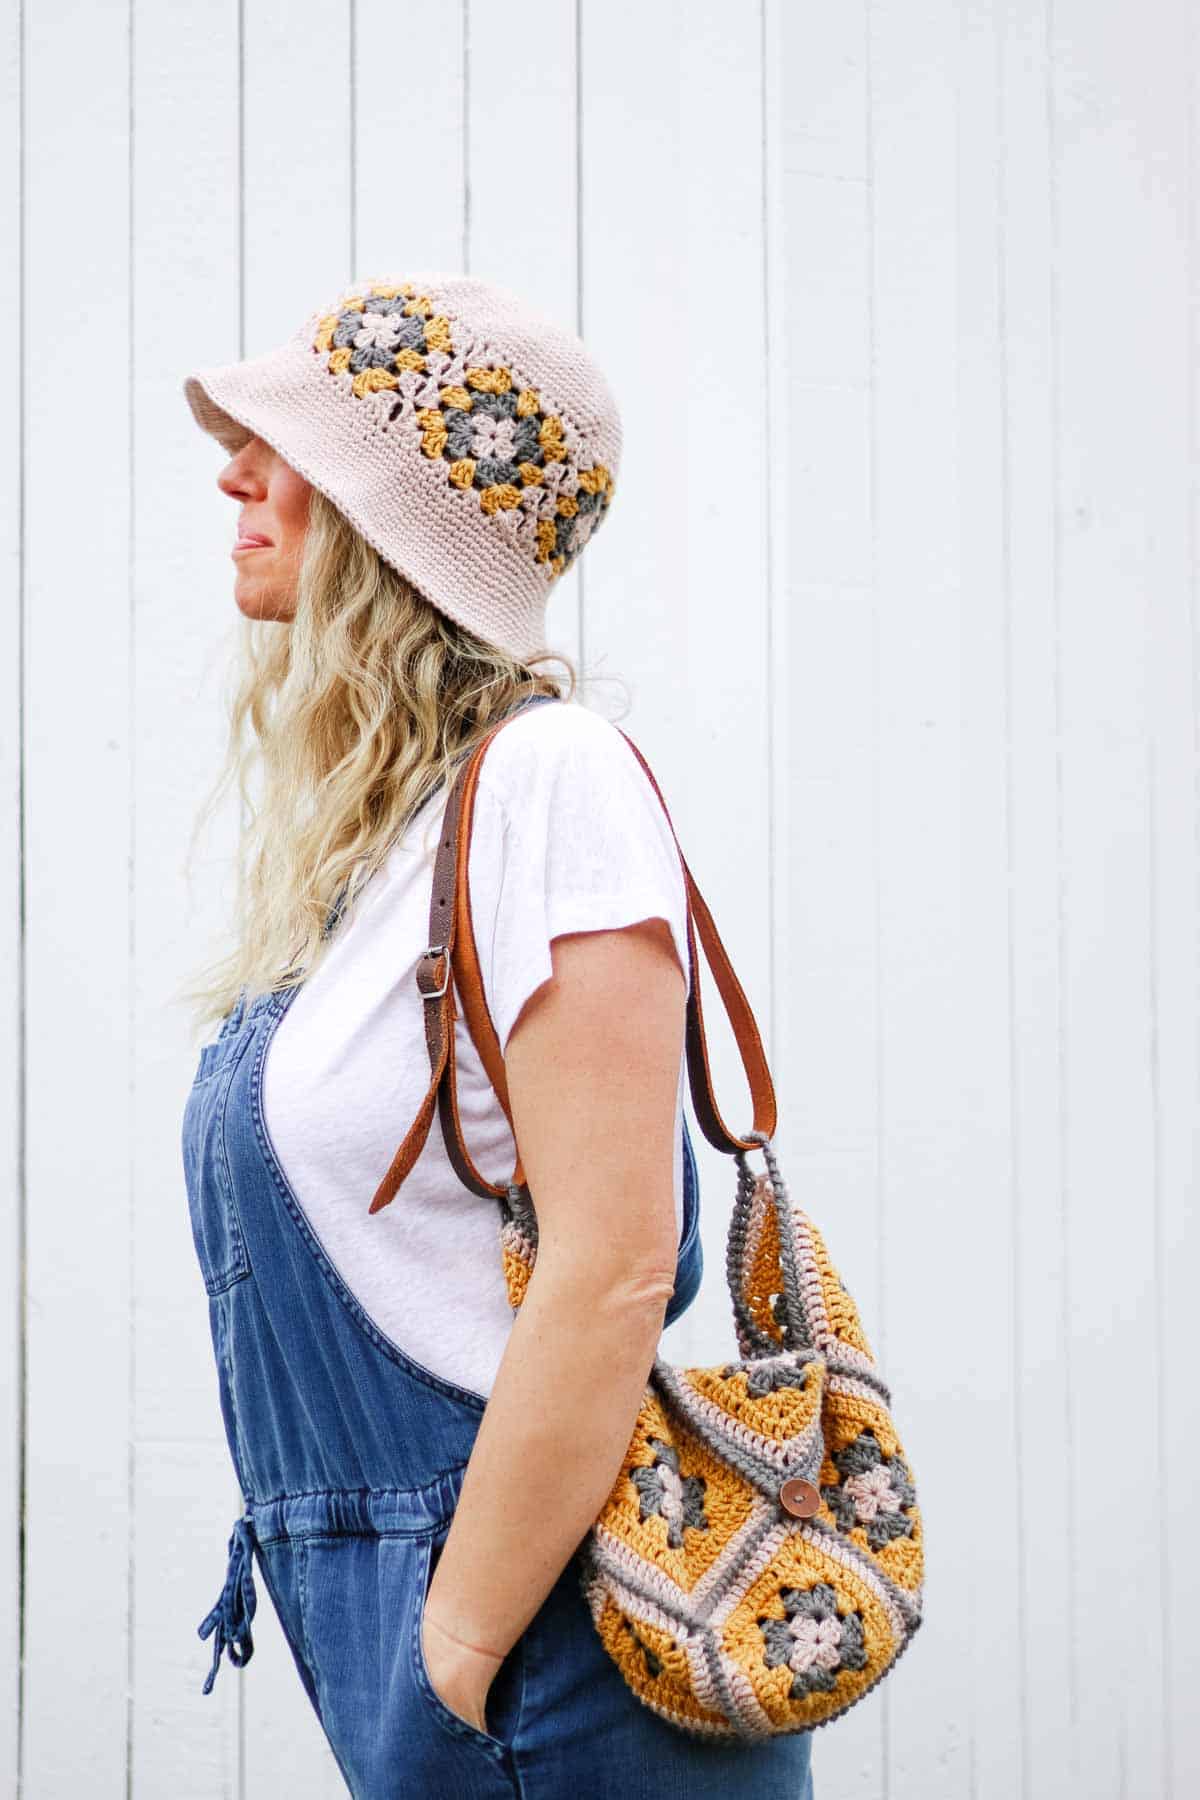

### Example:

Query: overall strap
xmin=367 ymin=704 xmax=777 ymax=1216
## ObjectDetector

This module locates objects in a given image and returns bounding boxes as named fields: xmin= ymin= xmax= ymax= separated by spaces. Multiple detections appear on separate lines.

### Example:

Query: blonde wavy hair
xmin=180 ymin=486 xmax=583 ymax=1037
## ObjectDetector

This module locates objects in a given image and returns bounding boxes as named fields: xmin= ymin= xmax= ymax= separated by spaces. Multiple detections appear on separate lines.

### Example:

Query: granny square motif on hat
xmin=313 ymin=283 xmax=616 ymax=583
xmin=183 ymin=272 xmax=624 ymax=662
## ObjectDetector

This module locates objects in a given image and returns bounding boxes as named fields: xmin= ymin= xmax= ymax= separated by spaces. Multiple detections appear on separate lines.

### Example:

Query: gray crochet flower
xmin=629 ymin=1437 xmax=709 ymax=1549
xmin=758 ymin=1581 xmax=867 ymax=1699
xmin=439 ymin=391 xmax=540 ymax=494
xmin=332 ymin=297 xmax=427 ymax=372
xmin=465 ymin=386 xmax=522 ymax=424
xmin=821 ymin=1430 xmax=916 ymax=1550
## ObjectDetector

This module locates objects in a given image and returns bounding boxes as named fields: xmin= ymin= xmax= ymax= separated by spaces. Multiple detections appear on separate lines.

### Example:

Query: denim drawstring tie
xmin=198 ymin=1513 xmax=258 ymax=1694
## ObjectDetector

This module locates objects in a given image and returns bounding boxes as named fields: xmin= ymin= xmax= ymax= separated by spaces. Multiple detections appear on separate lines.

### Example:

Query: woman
xmin=179 ymin=272 xmax=816 ymax=1798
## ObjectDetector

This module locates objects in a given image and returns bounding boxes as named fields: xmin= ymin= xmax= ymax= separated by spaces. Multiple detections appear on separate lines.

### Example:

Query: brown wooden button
xmin=779 ymin=1477 xmax=821 ymax=1519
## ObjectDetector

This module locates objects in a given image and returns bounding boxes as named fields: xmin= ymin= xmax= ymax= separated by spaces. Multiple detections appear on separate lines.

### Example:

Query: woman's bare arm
xmin=419 ymin=914 xmax=688 ymax=1730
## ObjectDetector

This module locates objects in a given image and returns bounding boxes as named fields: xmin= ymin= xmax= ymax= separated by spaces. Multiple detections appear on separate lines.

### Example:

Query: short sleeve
xmin=465 ymin=705 xmax=692 ymax=1058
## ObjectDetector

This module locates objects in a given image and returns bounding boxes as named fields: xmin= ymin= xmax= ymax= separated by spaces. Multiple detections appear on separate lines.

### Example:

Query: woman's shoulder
xmin=475 ymin=698 xmax=644 ymax=811
xmin=470 ymin=697 xmax=692 ymax=1012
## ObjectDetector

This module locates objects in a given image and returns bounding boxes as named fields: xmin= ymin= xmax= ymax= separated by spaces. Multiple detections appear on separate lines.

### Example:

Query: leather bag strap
xmin=367 ymin=704 xmax=777 ymax=1216
xmin=368 ymin=707 xmax=540 ymax=1214
xmin=610 ymin=730 xmax=777 ymax=1154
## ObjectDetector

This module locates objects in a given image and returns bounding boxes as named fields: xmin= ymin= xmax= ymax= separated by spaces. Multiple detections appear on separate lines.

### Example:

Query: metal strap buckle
xmin=419 ymin=944 xmax=450 ymax=999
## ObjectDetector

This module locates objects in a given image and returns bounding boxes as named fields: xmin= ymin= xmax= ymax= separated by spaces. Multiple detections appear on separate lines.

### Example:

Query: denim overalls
xmin=180 ymin=705 xmax=816 ymax=1798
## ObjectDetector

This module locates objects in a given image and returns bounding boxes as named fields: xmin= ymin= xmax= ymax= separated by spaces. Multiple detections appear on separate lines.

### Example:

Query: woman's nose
xmin=217 ymin=447 xmax=266 ymax=501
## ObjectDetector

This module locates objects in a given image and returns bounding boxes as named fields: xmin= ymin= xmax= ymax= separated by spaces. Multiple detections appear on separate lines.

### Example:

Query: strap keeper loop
xmin=418 ymin=944 xmax=451 ymax=999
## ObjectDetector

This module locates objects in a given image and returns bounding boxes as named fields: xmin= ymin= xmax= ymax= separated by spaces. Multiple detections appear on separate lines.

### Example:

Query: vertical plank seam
xmin=1146 ymin=696 xmax=1167 ymax=1800
xmin=759 ymin=0 xmax=776 ymax=1071
xmin=1171 ymin=3 xmax=1200 ymax=1791
xmin=349 ymin=0 xmax=357 ymax=274
xmin=576 ymin=0 xmax=585 ymax=676
xmin=1138 ymin=7 xmax=1167 ymax=1784
xmin=124 ymin=11 xmax=137 ymax=1797
xmin=235 ymin=9 xmax=246 ymax=1793
xmin=993 ymin=7 xmax=1036 ymax=1792
xmin=15 ymin=0 xmax=28 ymax=1792
xmin=1043 ymin=0 xmax=1079 ymax=1772
xmin=864 ymin=5 xmax=891 ymax=1791
xmin=237 ymin=0 xmax=245 ymax=361
xmin=462 ymin=0 xmax=470 ymax=271
xmin=994 ymin=4 xmax=1029 ymax=1797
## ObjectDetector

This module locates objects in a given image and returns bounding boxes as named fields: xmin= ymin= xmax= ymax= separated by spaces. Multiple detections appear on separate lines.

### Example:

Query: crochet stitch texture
xmin=183 ymin=272 xmax=622 ymax=662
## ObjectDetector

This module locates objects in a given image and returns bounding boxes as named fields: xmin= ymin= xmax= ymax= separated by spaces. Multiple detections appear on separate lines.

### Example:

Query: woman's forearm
xmin=421 ymin=1236 xmax=676 ymax=1675
xmin=421 ymin=918 xmax=688 ymax=1723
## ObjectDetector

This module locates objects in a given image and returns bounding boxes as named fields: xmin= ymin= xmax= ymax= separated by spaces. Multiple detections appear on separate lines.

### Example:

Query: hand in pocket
xmin=419 ymin=1601 xmax=501 ymax=1734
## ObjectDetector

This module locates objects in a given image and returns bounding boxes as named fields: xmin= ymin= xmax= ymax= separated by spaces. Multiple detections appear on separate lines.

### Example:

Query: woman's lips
xmin=233 ymin=534 xmax=272 ymax=554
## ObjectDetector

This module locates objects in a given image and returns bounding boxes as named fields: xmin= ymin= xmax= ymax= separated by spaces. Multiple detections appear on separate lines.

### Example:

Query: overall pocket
xmin=191 ymin=988 xmax=249 ymax=1087
xmin=410 ymin=1526 xmax=526 ymax=1758
xmin=181 ymin=1009 xmax=256 ymax=1296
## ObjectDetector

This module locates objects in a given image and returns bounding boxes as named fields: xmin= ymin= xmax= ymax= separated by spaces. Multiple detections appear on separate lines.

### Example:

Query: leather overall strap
xmin=367 ymin=709 xmax=777 ymax=1216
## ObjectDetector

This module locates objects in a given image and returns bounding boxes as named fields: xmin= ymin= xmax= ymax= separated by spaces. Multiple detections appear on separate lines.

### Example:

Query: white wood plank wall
xmin=4 ymin=1 xmax=1196 ymax=1795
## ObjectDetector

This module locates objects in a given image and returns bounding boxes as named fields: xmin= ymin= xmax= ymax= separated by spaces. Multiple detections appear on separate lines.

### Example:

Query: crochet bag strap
xmin=368 ymin=702 xmax=777 ymax=1215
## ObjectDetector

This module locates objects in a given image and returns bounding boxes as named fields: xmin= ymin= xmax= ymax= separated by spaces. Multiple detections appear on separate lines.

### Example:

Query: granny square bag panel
xmin=368 ymin=703 xmax=925 ymax=1743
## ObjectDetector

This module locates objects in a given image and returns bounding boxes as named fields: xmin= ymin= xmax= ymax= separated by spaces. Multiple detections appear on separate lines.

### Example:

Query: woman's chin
xmin=234 ymin=581 xmax=294 ymax=623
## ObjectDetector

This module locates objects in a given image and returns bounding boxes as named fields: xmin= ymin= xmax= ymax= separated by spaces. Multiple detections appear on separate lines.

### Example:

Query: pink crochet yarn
xmin=182 ymin=272 xmax=623 ymax=662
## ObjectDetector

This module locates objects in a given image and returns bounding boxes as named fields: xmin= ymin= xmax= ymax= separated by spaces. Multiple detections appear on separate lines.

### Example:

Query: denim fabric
xmin=181 ymin=700 xmax=816 ymax=1797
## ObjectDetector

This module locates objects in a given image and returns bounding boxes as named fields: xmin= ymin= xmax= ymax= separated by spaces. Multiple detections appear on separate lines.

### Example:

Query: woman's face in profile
xmin=217 ymin=434 xmax=312 ymax=622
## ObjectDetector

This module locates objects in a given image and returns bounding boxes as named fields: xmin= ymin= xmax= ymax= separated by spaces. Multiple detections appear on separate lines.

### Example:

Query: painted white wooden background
xmin=3 ymin=1 xmax=1196 ymax=1795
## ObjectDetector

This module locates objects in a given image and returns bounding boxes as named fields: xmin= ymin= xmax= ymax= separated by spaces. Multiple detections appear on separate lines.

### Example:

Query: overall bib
xmin=180 ymin=737 xmax=817 ymax=1800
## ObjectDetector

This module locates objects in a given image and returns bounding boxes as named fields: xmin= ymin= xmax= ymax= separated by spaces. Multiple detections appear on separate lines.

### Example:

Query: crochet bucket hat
xmin=182 ymin=272 xmax=622 ymax=663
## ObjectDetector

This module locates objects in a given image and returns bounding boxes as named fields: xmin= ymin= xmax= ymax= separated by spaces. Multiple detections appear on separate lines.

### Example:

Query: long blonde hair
xmin=180 ymin=486 xmax=579 ymax=1035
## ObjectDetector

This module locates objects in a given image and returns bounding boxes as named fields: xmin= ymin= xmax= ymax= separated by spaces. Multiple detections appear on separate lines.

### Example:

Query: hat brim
xmin=183 ymin=371 xmax=259 ymax=456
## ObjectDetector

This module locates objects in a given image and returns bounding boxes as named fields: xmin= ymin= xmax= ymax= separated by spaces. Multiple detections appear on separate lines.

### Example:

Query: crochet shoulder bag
xmin=368 ymin=698 xmax=925 ymax=1742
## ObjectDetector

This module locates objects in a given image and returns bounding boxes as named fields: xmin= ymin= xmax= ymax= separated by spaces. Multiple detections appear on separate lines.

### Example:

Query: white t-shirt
xmin=261 ymin=698 xmax=693 ymax=1401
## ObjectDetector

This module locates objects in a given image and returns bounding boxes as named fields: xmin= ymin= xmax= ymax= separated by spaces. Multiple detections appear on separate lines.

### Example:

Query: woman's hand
xmin=419 ymin=1600 xmax=503 ymax=1735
